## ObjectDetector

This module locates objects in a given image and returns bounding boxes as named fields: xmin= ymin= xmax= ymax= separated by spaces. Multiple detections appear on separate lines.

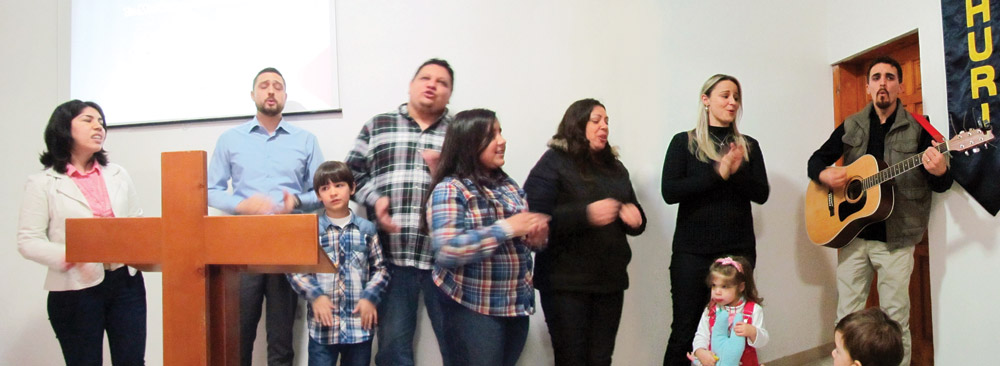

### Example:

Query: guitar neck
xmin=863 ymin=142 xmax=948 ymax=189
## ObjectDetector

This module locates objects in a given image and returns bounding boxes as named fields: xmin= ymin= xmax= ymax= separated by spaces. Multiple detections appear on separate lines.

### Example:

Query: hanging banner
xmin=941 ymin=0 xmax=1000 ymax=215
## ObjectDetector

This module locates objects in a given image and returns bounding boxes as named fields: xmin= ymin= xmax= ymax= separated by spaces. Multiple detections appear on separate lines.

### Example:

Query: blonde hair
xmin=687 ymin=74 xmax=751 ymax=163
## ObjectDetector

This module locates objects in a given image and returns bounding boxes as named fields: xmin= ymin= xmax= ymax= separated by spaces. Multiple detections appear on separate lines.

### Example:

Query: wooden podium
xmin=65 ymin=151 xmax=335 ymax=366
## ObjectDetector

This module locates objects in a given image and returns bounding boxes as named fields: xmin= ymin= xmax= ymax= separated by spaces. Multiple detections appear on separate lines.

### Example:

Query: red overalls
xmin=707 ymin=301 xmax=759 ymax=366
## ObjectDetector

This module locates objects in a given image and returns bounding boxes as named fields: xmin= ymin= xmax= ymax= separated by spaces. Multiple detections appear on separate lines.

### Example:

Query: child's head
xmin=313 ymin=161 xmax=356 ymax=214
xmin=706 ymin=255 xmax=762 ymax=307
xmin=833 ymin=308 xmax=903 ymax=366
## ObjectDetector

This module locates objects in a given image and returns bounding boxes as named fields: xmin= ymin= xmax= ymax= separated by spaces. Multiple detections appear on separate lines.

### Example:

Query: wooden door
xmin=831 ymin=31 xmax=933 ymax=366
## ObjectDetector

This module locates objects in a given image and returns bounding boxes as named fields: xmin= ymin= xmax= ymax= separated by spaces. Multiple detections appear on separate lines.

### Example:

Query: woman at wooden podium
xmin=17 ymin=100 xmax=147 ymax=365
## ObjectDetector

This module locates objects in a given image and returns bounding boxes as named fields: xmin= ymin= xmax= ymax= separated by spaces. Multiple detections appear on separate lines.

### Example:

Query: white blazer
xmin=17 ymin=163 xmax=143 ymax=291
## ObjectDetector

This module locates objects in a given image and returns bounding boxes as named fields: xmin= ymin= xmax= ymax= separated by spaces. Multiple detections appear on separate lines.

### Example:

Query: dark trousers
xmin=540 ymin=290 xmax=624 ymax=366
xmin=47 ymin=267 xmax=147 ymax=366
xmin=306 ymin=338 xmax=372 ymax=366
xmin=663 ymin=250 xmax=755 ymax=366
xmin=374 ymin=264 xmax=450 ymax=366
xmin=239 ymin=272 xmax=299 ymax=366
xmin=438 ymin=289 xmax=529 ymax=366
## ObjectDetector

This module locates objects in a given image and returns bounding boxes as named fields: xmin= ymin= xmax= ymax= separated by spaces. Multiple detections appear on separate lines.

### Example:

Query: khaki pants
xmin=836 ymin=238 xmax=913 ymax=366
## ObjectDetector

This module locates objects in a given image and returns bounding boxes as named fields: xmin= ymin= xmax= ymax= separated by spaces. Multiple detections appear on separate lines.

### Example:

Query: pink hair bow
xmin=715 ymin=257 xmax=743 ymax=273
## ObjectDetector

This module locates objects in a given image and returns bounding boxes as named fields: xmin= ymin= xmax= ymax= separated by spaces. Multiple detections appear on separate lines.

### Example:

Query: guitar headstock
xmin=948 ymin=128 xmax=995 ymax=154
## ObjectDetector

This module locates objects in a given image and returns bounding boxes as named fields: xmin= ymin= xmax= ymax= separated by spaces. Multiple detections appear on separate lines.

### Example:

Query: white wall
xmin=3 ymin=1 xmax=853 ymax=364
xmin=0 ymin=1 xmax=70 ymax=364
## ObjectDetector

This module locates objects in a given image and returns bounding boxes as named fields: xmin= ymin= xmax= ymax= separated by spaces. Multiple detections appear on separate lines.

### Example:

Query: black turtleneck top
xmin=660 ymin=126 xmax=770 ymax=254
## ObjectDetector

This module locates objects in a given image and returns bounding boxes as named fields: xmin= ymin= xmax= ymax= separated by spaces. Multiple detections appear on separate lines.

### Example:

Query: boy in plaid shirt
xmin=288 ymin=161 xmax=389 ymax=366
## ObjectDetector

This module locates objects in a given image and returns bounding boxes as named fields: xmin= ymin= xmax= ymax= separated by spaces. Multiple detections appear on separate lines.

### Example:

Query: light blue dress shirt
xmin=207 ymin=118 xmax=324 ymax=214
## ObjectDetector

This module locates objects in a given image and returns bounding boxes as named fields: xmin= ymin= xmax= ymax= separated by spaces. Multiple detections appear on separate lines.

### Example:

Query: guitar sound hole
xmin=845 ymin=179 xmax=864 ymax=201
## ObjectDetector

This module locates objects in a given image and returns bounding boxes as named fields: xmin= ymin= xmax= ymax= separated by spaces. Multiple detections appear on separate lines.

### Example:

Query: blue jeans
xmin=47 ymin=267 xmax=147 ymax=366
xmin=374 ymin=264 xmax=450 ymax=366
xmin=438 ymin=289 xmax=529 ymax=366
xmin=307 ymin=338 xmax=372 ymax=366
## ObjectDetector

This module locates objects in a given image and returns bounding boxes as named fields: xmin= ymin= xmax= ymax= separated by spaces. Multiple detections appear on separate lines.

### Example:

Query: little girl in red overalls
xmin=688 ymin=256 xmax=769 ymax=366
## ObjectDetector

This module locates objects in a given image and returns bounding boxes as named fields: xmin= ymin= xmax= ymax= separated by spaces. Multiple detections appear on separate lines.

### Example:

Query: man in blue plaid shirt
xmin=288 ymin=161 xmax=389 ymax=366
xmin=345 ymin=59 xmax=453 ymax=366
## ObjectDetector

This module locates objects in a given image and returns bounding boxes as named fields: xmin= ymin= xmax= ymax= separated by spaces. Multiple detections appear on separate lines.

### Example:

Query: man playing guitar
xmin=806 ymin=56 xmax=952 ymax=366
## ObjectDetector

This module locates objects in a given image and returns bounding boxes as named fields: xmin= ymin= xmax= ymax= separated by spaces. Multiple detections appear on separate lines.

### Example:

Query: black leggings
xmin=540 ymin=290 xmax=624 ymax=366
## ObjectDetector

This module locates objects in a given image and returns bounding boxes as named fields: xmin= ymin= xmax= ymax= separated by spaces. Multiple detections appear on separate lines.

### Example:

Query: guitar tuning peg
xmin=973 ymin=147 xmax=981 ymax=154
xmin=965 ymin=151 xmax=971 ymax=156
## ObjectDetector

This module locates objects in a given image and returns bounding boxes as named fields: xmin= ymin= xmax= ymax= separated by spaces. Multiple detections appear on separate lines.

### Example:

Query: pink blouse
xmin=66 ymin=163 xmax=122 ymax=270
xmin=66 ymin=163 xmax=115 ymax=218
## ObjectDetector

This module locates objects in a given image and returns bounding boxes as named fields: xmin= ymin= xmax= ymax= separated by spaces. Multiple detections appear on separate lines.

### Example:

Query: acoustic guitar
xmin=805 ymin=128 xmax=994 ymax=248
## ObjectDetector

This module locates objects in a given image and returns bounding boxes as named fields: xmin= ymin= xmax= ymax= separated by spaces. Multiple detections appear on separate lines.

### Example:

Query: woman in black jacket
xmin=523 ymin=98 xmax=646 ymax=366
xmin=660 ymin=74 xmax=769 ymax=366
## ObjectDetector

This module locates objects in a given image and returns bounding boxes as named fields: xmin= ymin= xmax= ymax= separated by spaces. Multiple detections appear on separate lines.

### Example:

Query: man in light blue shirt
xmin=207 ymin=67 xmax=324 ymax=366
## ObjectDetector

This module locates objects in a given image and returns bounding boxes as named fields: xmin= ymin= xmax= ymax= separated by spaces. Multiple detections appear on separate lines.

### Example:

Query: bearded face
xmin=251 ymin=72 xmax=286 ymax=117
xmin=866 ymin=63 xmax=901 ymax=112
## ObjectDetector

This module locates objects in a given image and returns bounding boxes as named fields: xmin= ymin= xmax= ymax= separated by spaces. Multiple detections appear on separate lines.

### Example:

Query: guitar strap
xmin=909 ymin=111 xmax=944 ymax=143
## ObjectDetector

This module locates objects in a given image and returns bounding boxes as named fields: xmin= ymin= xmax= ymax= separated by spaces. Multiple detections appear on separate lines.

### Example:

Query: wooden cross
xmin=65 ymin=151 xmax=335 ymax=366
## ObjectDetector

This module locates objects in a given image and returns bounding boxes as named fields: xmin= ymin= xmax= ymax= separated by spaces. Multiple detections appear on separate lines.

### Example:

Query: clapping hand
xmin=587 ymin=198 xmax=622 ymax=226
xmin=523 ymin=214 xmax=550 ymax=249
xmin=619 ymin=203 xmax=642 ymax=228
xmin=506 ymin=212 xmax=549 ymax=240
xmin=235 ymin=194 xmax=278 ymax=215
xmin=716 ymin=142 xmax=746 ymax=180
xmin=278 ymin=190 xmax=297 ymax=214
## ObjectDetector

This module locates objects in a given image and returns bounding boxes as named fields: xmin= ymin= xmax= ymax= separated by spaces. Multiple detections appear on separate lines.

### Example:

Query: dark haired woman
xmin=17 ymin=100 xmax=147 ymax=365
xmin=523 ymin=98 xmax=646 ymax=366
xmin=426 ymin=109 xmax=548 ymax=366
xmin=660 ymin=75 xmax=769 ymax=366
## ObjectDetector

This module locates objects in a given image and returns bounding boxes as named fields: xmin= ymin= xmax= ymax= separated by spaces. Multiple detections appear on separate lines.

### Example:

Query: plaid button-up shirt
xmin=287 ymin=213 xmax=389 ymax=344
xmin=346 ymin=104 xmax=450 ymax=269
xmin=428 ymin=176 xmax=536 ymax=317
